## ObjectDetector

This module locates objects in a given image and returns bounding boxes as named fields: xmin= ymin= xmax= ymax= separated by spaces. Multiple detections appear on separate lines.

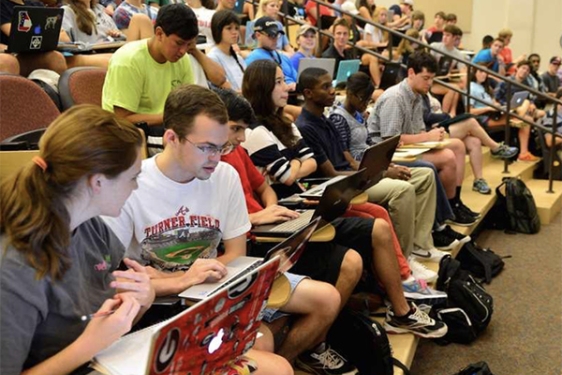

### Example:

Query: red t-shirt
xmin=305 ymin=0 xmax=334 ymax=26
xmin=221 ymin=146 xmax=266 ymax=214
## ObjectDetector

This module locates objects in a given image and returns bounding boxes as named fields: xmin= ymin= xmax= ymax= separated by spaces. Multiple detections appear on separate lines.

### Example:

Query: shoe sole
xmin=403 ymin=292 xmax=447 ymax=306
xmin=295 ymin=360 xmax=358 ymax=375
xmin=472 ymin=187 xmax=492 ymax=195
xmin=384 ymin=322 xmax=449 ymax=338
xmin=410 ymin=253 xmax=446 ymax=262
xmin=434 ymin=238 xmax=460 ymax=250
xmin=445 ymin=219 xmax=477 ymax=227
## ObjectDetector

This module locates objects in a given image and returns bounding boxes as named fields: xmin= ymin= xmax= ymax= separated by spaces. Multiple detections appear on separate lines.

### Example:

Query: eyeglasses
xmin=184 ymin=138 xmax=234 ymax=156
xmin=259 ymin=31 xmax=280 ymax=40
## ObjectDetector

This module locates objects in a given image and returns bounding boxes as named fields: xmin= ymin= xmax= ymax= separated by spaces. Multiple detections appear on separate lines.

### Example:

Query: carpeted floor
xmin=411 ymin=213 xmax=562 ymax=375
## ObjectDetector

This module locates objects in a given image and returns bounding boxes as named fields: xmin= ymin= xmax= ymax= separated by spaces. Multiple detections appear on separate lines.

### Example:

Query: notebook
xmin=252 ymin=171 xmax=365 ymax=237
xmin=298 ymin=58 xmax=336 ymax=79
xmin=299 ymin=134 xmax=401 ymax=199
xmin=180 ymin=218 xmax=321 ymax=300
xmin=334 ymin=59 xmax=361 ymax=85
xmin=7 ymin=6 xmax=63 ymax=53
xmin=92 ymin=256 xmax=280 ymax=375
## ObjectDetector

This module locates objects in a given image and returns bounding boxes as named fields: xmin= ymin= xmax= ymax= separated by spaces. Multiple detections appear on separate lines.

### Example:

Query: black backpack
xmin=436 ymin=255 xmax=494 ymax=338
xmin=327 ymin=308 xmax=410 ymax=375
xmin=451 ymin=361 xmax=495 ymax=375
xmin=456 ymin=241 xmax=506 ymax=284
xmin=486 ymin=177 xmax=541 ymax=234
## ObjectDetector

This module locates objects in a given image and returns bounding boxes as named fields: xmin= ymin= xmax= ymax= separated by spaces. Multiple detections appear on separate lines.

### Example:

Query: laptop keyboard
xmin=301 ymin=175 xmax=346 ymax=197
xmin=269 ymin=210 xmax=315 ymax=232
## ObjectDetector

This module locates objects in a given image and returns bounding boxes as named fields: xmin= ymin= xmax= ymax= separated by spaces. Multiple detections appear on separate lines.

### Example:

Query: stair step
xmin=525 ymin=179 xmax=562 ymax=224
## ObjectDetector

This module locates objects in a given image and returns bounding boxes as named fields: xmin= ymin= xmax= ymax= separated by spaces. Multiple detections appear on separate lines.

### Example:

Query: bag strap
xmin=393 ymin=358 xmax=412 ymax=375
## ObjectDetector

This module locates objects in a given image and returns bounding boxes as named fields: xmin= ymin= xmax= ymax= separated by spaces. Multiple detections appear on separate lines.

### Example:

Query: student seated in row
xmin=103 ymin=84 xmax=357 ymax=375
xmin=253 ymin=0 xmax=294 ymax=56
xmin=0 ymin=105 xmax=154 ymax=375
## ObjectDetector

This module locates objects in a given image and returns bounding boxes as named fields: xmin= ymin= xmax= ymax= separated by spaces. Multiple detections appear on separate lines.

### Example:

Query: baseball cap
xmin=549 ymin=56 xmax=561 ymax=65
xmin=297 ymin=24 xmax=316 ymax=37
xmin=341 ymin=1 xmax=359 ymax=15
xmin=401 ymin=0 xmax=414 ymax=6
xmin=254 ymin=17 xmax=285 ymax=38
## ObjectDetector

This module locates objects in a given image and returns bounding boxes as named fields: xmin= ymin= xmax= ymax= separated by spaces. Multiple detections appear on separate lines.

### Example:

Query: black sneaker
xmin=295 ymin=343 xmax=358 ymax=375
xmin=447 ymin=204 xmax=477 ymax=226
xmin=441 ymin=225 xmax=471 ymax=244
xmin=459 ymin=201 xmax=480 ymax=218
xmin=432 ymin=229 xmax=459 ymax=250
xmin=385 ymin=302 xmax=448 ymax=338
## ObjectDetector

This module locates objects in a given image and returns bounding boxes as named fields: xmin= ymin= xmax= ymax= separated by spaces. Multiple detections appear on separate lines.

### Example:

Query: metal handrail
xmin=271 ymin=0 xmax=561 ymax=190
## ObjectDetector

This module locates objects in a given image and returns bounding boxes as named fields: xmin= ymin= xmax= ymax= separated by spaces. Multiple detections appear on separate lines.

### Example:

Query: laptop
xmin=92 ymin=257 xmax=280 ymax=375
xmin=7 ymin=6 xmax=63 ymax=53
xmin=252 ymin=171 xmax=365 ymax=237
xmin=319 ymin=15 xmax=337 ymax=30
xmin=436 ymin=55 xmax=453 ymax=77
xmin=509 ymin=91 xmax=530 ymax=109
xmin=379 ymin=62 xmax=401 ymax=90
xmin=180 ymin=218 xmax=321 ymax=300
xmin=334 ymin=59 xmax=361 ymax=86
xmin=233 ymin=0 xmax=245 ymax=14
xmin=299 ymin=134 xmax=401 ymax=199
xmin=298 ymin=58 xmax=336 ymax=79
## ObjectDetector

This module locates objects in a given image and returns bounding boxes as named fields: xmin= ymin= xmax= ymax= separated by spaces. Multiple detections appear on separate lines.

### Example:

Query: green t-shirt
xmin=102 ymin=39 xmax=193 ymax=115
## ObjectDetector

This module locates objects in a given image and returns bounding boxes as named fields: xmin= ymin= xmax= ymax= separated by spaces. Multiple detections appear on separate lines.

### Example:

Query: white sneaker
xmin=402 ymin=277 xmax=447 ymax=306
xmin=411 ymin=247 xmax=449 ymax=262
xmin=408 ymin=257 xmax=438 ymax=283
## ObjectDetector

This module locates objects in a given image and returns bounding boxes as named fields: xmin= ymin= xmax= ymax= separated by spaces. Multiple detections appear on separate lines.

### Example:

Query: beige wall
xmin=374 ymin=0 xmax=562 ymax=72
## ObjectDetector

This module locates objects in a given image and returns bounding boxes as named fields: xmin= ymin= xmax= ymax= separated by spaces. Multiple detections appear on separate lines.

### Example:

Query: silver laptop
xmin=179 ymin=218 xmax=320 ymax=300
xmin=298 ymin=58 xmax=336 ymax=79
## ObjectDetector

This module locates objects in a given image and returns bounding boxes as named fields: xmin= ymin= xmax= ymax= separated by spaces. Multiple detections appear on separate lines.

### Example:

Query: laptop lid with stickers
xmin=7 ymin=6 xmax=63 ymax=53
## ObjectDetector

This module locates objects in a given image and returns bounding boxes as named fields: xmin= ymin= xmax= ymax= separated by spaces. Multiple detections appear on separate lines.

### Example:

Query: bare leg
xmin=66 ymin=53 xmax=113 ymax=69
xmin=276 ymin=280 xmax=340 ymax=361
xmin=449 ymin=118 xmax=500 ymax=150
xmin=431 ymin=83 xmax=459 ymax=116
xmin=360 ymin=53 xmax=381 ymax=87
xmin=463 ymin=136 xmax=483 ymax=180
xmin=444 ymin=138 xmax=466 ymax=186
xmin=246 ymin=348 xmax=294 ymax=375
xmin=421 ymin=148 xmax=457 ymax=198
xmin=518 ymin=125 xmax=532 ymax=154
xmin=334 ymin=250 xmax=363 ymax=310
xmin=0 ymin=53 xmax=20 ymax=74
xmin=370 ymin=220 xmax=410 ymax=316
xmin=17 ymin=51 xmax=67 ymax=76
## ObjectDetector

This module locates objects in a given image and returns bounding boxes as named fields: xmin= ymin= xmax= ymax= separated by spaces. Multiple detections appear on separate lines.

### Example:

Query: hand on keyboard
xmin=249 ymin=204 xmax=300 ymax=226
xmin=181 ymin=259 xmax=228 ymax=286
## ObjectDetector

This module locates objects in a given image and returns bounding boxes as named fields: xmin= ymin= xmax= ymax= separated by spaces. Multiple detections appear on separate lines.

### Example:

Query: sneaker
xmin=295 ymin=343 xmax=358 ymax=375
xmin=402 ymin=277 xmax=448 ymax=306
xmin=411 ymin=247 xmax=449 ymax=262
xmin=459 ymin=201 xmax=480 ymax=218
xmin=491 ymin=143 xmax=518 ymax=159
xmin=472 ymin=178 xmax=491 ymax=195
xmin=441 ymin=225 xmax=471 ymax=244
xmin=447 ymin=204 xmax=477 ymax=226
xmin=432 ymin=230 xmax=460 ymax=250
xmin=407 ymin=258 xmax=438 ymax=283
xmin=385 ymin=302 xmax=448 ymax=338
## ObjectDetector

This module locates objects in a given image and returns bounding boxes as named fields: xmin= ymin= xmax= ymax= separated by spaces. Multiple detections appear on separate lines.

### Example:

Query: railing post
xmin=504 ymin=81 xmax=512 ymax=174
xmin=465 ymin=65 xmax=471 ymax=114
xmin=547 ymin=103 xmax=557 ymax=194
xmin=351 ymin=17 xmax=358 ymax=58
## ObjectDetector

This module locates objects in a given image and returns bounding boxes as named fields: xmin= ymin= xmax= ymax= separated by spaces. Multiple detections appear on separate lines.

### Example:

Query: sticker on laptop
xmin=45 ymin=16 xmax=58 ymax=30
xmin=30 ymin=36 xmax=42 ymax=49
xmin=17 ymin=11 xmax=32 ymax=32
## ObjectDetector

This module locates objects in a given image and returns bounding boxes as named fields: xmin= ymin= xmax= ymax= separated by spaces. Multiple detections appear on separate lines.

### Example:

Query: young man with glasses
xmin=245 ymin=16 xmax=298 ymax=90
xmin=104 ymin=84 xmax=360 ymax=375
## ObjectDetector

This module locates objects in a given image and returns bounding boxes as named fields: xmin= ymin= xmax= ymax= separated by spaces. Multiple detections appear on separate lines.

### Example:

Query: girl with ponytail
xmin=0 ymin=105 xmax=155 ymax=375
xmin=208 ymin=10 xmax=247 ymax=92
xmin=62 ymin=0 xmax=125 ymax=44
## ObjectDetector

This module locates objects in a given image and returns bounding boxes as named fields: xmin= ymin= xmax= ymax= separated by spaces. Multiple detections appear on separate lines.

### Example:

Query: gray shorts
xmin=262 ymin=272 xmax=307 ymax=322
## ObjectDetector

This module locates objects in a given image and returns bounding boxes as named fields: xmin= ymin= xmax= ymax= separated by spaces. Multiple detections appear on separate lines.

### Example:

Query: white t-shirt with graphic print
xmin=103 ymin=155 xmax=251 ymax=271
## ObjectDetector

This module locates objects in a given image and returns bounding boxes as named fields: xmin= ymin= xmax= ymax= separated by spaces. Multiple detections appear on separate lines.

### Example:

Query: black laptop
xmin=300 ymin=134 xmax=401 ymax=199
xmin=7 ymin=6 xmax=63 ymax=53
xmin=252 ymin=171 xmax=366 ymax=237
xmin=379 ymin=62 xmax=401 ymax=90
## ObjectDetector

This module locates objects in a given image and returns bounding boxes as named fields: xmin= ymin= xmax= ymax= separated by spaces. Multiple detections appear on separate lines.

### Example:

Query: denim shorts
xmin=262 ymin=272 xmax=307 ymax=322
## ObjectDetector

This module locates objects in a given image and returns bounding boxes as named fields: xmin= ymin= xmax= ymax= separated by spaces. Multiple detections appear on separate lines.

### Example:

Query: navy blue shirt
xmin=296 ymin=107 xmax=351 ymax=177
xmin=1 ymin=0 xmax=45 ymax=46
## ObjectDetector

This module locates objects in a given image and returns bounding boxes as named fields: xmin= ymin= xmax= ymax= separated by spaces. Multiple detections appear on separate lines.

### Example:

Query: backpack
xmin=28 ymin=69 xmax=62 ymax=110
xmin=455 ymin=241 xmax=506 ymax=284
xmin=431 ymin=307 xmax=477 ymax=345
xmin=436 ymin=255 xmax=494 ymax=337
xmin=486 ymin=177 xmax=541 ymax=234
xmin=451 ymin=361 xmax=495 ymax=375
xmin=327 ymin=308 xmax=410 ymax=375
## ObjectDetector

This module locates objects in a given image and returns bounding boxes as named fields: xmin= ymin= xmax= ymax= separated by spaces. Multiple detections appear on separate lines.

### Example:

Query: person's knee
xmin=309 ymin=281 xmax=341 ymax=317
xmin=0 ymin=54 xmax=20 ymax=75
xmin=45 ymin=51 xmax=67 ymax=74
xmin=340 ymin=249 xmax=363 ymax=283
xmin=464 ymin=136 xmax=481 ymax=151
xmin=449 ymin=138 xmax=466 ymax=153
xmin=373 ymin=219 xmax=392 ymax=243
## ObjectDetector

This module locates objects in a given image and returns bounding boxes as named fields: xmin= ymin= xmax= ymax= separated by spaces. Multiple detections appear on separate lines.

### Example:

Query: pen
xmin=80 ymin=310 xmax=116 ymax=321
